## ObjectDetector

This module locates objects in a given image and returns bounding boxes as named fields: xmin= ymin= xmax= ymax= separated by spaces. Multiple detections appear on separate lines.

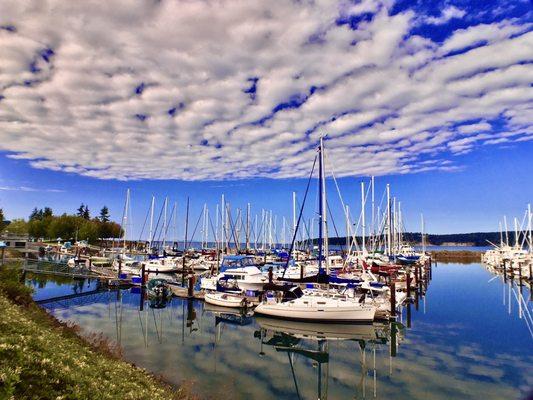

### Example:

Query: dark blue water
xmin=27 ymin=262 xmax=532 ymax=399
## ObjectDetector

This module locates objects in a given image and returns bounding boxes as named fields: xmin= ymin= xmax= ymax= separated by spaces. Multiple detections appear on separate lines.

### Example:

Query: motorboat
xmin=142 ymin=256 xmax=181 ymax=273
xmin=201 ymin=255 xmax=268 ymax=292
xmin=147 ymin=278 xmax=173 ymax=300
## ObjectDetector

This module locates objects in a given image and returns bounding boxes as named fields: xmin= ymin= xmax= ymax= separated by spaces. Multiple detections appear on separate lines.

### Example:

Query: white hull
xmin=204 ymin=292 xmax=246 ymax=308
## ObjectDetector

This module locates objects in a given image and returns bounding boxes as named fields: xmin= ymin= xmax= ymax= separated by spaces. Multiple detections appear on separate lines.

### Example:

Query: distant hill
xmin=314 ymin=232 xmax=525 ymax=247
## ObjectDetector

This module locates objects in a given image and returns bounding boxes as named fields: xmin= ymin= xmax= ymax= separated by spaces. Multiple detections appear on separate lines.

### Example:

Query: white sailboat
xmin=254 ymin=137 xmax=377 ymax=322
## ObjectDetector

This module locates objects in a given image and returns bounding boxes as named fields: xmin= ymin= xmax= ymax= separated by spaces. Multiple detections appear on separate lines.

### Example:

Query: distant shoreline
xmin=429 ymin=250 xmax=483 ymax=263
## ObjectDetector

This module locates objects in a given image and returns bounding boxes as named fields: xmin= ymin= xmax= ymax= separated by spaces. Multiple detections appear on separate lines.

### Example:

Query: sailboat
xmin=254 ymin=137 xmax=377 ymax=322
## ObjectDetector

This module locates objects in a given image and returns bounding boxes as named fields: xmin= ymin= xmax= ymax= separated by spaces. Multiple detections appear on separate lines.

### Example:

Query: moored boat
xmin=204 ymin=292 xmax=248 ymax=308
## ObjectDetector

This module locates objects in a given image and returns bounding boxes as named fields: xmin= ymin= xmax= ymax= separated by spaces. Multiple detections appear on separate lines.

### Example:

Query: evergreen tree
xmin=43 ymin=207 xmax=53 ymax=218
xmin=77 ymin=204 xmax=85 ymax=218
xmin=83 ymin=205 xmax=90 ymax=220
xmin=99 ymin=206 xmax=110 ymax=222
xmin=29 ymin=207 xmax=40 ymax=221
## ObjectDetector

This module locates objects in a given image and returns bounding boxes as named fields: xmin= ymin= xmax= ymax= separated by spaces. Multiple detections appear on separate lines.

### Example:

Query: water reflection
xmin=26 ymin=262 xmax=532 ymax=400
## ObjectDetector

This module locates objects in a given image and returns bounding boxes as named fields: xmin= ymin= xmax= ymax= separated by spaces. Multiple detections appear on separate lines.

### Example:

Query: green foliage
xmin=23 ymin=204 xmax=123 ymax=243
xmin=78 ymin=220 xmax=99 ymax=243
xmin=0 ymin=268 xmax=34 ymax=306
xmin=0 ymin=209 xmax=7 ymax=232
xmin=0 ymin=286 xmax=193 ymax=399
xmin=47 ymin=214 xmax=79 ymax=241
xmin=4 ymin=219 xmax=28 ymax=235
xmin=97 ymin=221 xmax=121 ymax=239
xmin=27 ymin=217 xmax=51 ymax=239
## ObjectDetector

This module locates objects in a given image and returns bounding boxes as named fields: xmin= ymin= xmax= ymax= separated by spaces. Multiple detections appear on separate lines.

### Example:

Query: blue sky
xmin=0 ymin=0 xmax=532 ymax=238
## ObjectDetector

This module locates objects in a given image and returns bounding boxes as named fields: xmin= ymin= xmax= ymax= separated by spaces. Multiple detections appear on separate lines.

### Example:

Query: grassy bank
xmin=430 ymin=250 xmax=483 ymax=264
xmin=0 ymin=267 xmax=196 ymax=400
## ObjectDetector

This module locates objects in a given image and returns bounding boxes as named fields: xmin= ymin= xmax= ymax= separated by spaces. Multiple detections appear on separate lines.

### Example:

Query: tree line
xmin=0 ymin=205 xmax=122 ymax=244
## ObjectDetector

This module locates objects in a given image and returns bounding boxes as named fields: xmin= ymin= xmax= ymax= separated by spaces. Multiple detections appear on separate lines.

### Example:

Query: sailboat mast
xmin=175 ymin=202 xmax=178 ymax=246
xmin=361 ymin=181 xmax=366 ymax=253
xmin=318 ymin=136 xmax=328 ymax=273
xmin=346 ymin=205 xmax=350 ymax=250
xmin=421 ymin=213 xmax=425 ymax=253
xmin=184 ymin=197 xmax=189 ymax=250
xmin=398 ymin=201 xmax=402 ymax=249
xmin=371 ymin=176 xmax=375 ymax=242
xmin=499 ymin=221 xmax=503 ymax=247
xmin=162 ymin=197 xmax=168 ymax=251
xmin=215 ymin=204 xmax=219 ymax=249
xmin=148 ymin=195 xmax=155 ymax=251
xmin=386 ymin=184 xmax=391 ymax=257
xmin=246 ymin=203 xmax=251 ymax=250
xmin=514 ymin=217 xmax=519 ymax=248
xmin=221 ymin=195 xmax=225 ymax=253
xmin=205 ymin=206 xmax=209 ymax=248
xmin=527 ymin=204 xmax=533 ymax=253
xmin=504 ymin=216 xmax=509 ymax=246
xmin=122 ymin=188 xmax=130 ymax=252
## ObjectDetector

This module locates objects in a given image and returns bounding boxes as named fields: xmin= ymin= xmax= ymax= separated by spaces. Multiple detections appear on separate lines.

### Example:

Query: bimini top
xmin=221 ymin=255 xmax=256 ymax=271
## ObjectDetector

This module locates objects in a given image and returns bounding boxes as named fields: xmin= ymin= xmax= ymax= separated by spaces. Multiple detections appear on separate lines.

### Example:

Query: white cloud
xmin=424 ymin=6 xmax=466 ymax=26
xmin=0 ymin=185 xmax=64 ymax=192
xmin=0 ymin=1 xmax=531 ymax=181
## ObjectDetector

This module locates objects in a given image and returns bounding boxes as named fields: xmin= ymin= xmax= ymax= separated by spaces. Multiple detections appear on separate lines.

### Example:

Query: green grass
xmin=0 ymin=267 xmax=196 ymax=400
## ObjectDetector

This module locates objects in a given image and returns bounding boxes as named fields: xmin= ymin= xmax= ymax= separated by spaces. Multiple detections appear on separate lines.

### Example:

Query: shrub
xmin=0 ymin=267 xmax=34 ymax=306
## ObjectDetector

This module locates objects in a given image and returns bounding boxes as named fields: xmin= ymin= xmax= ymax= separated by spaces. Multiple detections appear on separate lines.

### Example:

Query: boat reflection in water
xmin=254 ymin=317 xmax=405 ymax=400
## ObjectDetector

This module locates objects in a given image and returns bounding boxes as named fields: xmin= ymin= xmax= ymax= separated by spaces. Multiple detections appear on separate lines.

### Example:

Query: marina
xmin=1 ymin=0 xmax=532 ymax=398
xmin=25 ymin=259 xmax=532 ymax=400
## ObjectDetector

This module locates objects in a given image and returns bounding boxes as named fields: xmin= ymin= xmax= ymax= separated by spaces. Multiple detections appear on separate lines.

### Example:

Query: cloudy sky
xmin=0 ymin=0 xmax=532 ymax=234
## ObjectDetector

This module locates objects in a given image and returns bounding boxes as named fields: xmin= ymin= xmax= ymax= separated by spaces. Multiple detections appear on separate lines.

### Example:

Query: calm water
xmin=26 ymin=262 xmax=532 ymax=400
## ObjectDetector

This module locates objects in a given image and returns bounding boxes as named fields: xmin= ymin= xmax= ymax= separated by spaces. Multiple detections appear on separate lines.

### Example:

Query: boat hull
xmin=254 ymin=302 xmax=376 ymax=322
xmin=204 ymin=292 xmax=247 ymax=308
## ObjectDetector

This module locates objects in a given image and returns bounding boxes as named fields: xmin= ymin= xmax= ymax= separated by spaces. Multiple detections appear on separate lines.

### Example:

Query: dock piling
xmin=390 ymin=281 xmax=396 ymax=318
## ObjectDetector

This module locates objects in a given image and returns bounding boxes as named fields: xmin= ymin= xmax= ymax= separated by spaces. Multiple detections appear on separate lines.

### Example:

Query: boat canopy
xmin=220 ymin=255 xmax=256 ymax=271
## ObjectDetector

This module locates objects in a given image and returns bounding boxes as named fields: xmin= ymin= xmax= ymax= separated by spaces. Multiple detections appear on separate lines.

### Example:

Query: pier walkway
xmin=23 ymin=259 xmax=116 ymax=280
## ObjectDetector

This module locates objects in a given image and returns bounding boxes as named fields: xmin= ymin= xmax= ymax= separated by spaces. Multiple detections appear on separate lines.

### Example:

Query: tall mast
xmin=122 ymin=188 xmax=130 ymax=252
xmin=254 ymin=214 xmax=259 ymax=250
xmin=205 ymin=205 xmax=209 ymax=248
xmin=162 ymin=197 xmax=168 ymax=251
xmin=499 ymin=221 xmax=503 ymax=247
xmin=184 ymin=197 xmax=189 ymax=250
xmin=398 ymin=201 xmax=402 ymax=249
xmin=318 ymin=136 xmax=328 ymax=273
xmin=173 ymin=201 xmax=177 ymax=246
xmin=215 ymin=204 xmax=219 ymax=249
xmin=148 ymin=195 xmax=155 ymax=251
xmin=386 ymin=184 xmax=391 ymax=257
xmin=361 ymin=181 xmax=366 ymax=253
xmin=421 ymin=213 xmax=425 ymax=253
xmin=371 ymin=176 xmax=375 ymax=241
xmin=345 ymin=205 xmax=350 ymax=250
xmin=527 ymin=204 xmax=533 ymax=253
xmin=514 ymin=217 xmax=519 ymax=248
xmin=201 ymin=203 xmax=206 ymax=248
xmin=261 ymin=209 xmax=265 ymax=250
xmin=246 ymin=203 xmax=251 ymax=250
xmin=221 ymin=195 xmax=225 ymax=253
xmin=504 ymin=215 xmax=509 ymax=246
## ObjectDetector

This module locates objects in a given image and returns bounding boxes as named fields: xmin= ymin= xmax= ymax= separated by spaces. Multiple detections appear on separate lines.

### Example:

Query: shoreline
xmin=429 ymin=250 xmax=483 ymax=263
xmin=0 ymin=265 xmax=197 ymax=400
